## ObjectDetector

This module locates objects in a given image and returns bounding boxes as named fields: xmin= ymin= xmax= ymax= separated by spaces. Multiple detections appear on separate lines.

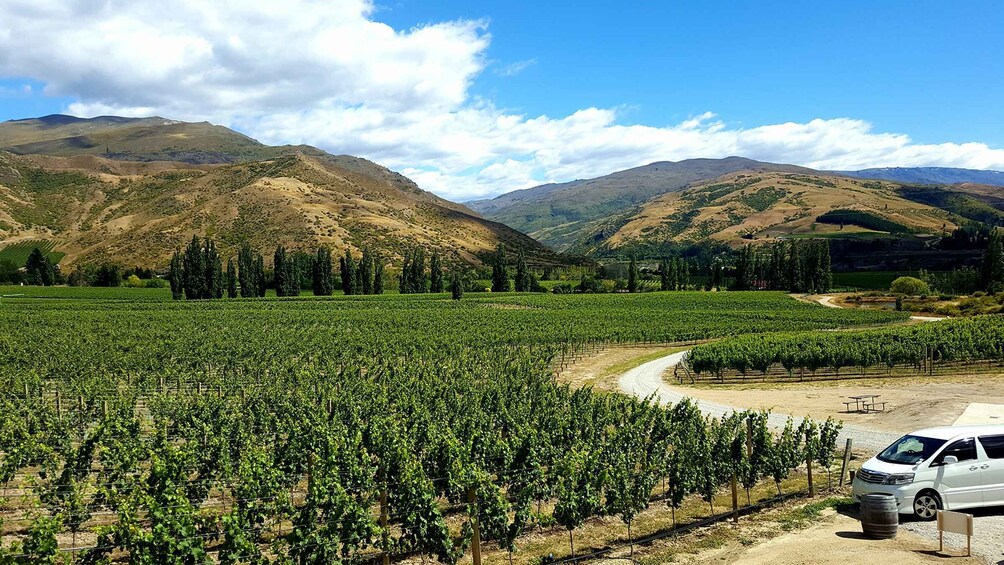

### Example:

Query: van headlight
xmin=882 ymin=473 xmax=915 ymax=485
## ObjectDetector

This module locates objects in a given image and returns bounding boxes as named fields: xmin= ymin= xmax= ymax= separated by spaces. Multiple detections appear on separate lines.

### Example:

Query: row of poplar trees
xmin=489 ymin=244 xmax=538 ymax=292
xmin=733 ymin=239 xmax=832 ymax=293
xmin=168 ymin=237 xmax=386 ymax=300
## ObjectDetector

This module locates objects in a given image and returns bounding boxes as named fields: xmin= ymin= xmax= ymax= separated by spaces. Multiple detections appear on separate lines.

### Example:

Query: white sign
xmin=937 ymin=510 xmax=974 ymax=557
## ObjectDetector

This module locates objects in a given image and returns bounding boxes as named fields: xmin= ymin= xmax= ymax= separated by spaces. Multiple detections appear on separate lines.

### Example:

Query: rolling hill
xmin=0 ymin=117 xmax=567 ymax=268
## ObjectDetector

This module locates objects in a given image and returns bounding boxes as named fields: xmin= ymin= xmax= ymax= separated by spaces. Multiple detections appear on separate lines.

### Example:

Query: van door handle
xmin=981 ymin=464 xmax=990 ymax=470
xmin=969 ymin=465 xmax=979 ymax=471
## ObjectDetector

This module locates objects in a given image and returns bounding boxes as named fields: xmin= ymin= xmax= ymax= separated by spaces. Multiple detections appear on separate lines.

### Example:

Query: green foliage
xmin=0 ymin=240 xmax=64 ymax=268
xmin=816 ymin=209 xmax=910 ymax=233
xmin=491 ymin=245 xmax=510 ymax=292
xmin=890 ymin=276 xmax=930 ymax=296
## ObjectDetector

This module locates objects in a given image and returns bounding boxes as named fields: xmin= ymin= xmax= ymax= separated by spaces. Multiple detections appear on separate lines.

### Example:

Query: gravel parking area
xmin=900 ymin=509 xmax=1004 ymax=564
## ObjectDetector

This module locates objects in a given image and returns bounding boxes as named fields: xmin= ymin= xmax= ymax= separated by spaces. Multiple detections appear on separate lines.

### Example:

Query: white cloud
xmin=2 ymin=0 xmax=1003 ymax=202
xmin=494 ymin=58 xmax=537 ymax=77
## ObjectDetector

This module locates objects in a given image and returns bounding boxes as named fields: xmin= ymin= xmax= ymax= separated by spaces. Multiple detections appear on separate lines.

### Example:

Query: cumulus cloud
xmin=1 ymin=0 xmax=1003 ymax=201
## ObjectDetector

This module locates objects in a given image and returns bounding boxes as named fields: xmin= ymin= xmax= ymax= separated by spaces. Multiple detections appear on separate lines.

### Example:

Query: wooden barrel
xmin=860 ymin=493 xmax=899 ymax=539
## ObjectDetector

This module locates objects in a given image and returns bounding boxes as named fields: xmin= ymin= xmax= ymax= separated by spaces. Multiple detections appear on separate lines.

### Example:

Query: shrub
xmin=890 ymin=276 xmax=930 ymax=296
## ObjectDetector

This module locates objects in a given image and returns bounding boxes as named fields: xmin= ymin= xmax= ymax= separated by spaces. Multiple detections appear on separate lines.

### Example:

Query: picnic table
xmin=843 ymin=394 xmax=887 ymax=413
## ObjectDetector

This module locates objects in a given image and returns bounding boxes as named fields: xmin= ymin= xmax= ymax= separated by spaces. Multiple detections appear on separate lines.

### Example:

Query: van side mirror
xmin=942 ymin=455 xmax=959 ymax=465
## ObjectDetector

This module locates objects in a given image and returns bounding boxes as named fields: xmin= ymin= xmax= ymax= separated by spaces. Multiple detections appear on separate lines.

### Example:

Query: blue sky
xmin=1 ymin=1 xmax=1003 ymax=199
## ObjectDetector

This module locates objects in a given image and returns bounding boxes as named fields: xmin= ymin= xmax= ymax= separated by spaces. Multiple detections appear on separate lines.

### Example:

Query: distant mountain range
xmin=0 ymin=115 xmax=565 ymax=267
xmin=467 ymin=159 xmax=1004 ymax=254
xmin=836 ymin=166 xmax=1004 ymax=187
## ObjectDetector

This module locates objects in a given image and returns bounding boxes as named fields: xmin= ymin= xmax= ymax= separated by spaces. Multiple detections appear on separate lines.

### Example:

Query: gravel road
xmin=617 ymin=350 xmax=901 ymax=452
xmin=617 ymin=350 xmax=1004 ymax=563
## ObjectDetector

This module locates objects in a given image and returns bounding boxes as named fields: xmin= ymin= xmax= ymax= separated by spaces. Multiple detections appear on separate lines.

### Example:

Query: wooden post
xmin=380 ymin=488 xmax=390 ymax=565
xmin=838 ymin=438 xmax=853 ymax=487
xmin=731 ymin=474 xmax=739 ymax=525
xmin=746 ymin=417 xmax=754 ymax=459
xmin=806 ymin=451 xmax=815 ymax=497
xmin=102 ymin=400 xmax=108 ymax=418
xmin=23 ymin=382 xmax=29 ymax=398
xmin=468 ymin=486 xmax=482 ymax=565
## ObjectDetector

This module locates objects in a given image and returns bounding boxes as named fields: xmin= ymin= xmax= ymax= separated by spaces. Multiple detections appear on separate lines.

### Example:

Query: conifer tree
xmin=681 ymin=258 xmax=690 ymax=290
xmin=226 ymin=258 xmax=237 ymax=298
xmin=24 ymin=247 xmax=54 ymax=286
xmin=169 ymin=248 xmax=184 ymax=300
xmin=429 ymin=253 xmax=444 ymax=293
xmin=627 ymin=255 xmax=639 ymax=293
xmin=514 ymin=251 xmax=532 ymax=292
xmin=659 ymin=258 xmax=670 ymax=291
xmin=451 ymin=272 xmax=464 ymax=300
xmin=491 ymin=244 xmax=510 ymax=292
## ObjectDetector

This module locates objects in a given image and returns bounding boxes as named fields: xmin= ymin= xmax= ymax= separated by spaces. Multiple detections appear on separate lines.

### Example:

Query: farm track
xmin=617 ymin=351 xmax=901 ymax=452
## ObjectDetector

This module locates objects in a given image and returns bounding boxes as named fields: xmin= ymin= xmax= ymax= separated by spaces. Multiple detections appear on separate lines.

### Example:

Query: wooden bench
xmin=863 ymin=402 xmax=887 ymax=412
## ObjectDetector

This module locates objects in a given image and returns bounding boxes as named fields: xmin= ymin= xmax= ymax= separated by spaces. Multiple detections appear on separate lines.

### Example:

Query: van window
xmin=932 ymin=438 xmax=977 ymax=465
xmin=979 ymin=435 xmax=1004 ymax=459
xmin=877 ymin=435 xmax=946 ymax=465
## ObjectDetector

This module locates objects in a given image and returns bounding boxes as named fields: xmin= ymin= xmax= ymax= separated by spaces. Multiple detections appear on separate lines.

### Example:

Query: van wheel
xmin=913 ymin=491 xmax=941 ymax=521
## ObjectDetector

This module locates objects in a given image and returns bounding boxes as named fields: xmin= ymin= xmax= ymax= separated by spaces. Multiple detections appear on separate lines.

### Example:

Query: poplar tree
xmin=238 ymin=243 xmax=256 ymax=298
xmin=451 ymin=272 xmax=464 ymax=300
xmin=982 ymin=231 xmax=1004 ymax=292
xmin=274 ymin=246 xmax=289 ymax=297
xmin=182 ymin=236 xmax=205 ymax=300
xmin=659 ymin=258 xmax=670 ymax=291
xmin=204 ymin=239 xmax=224 ymax=299
xmin=410 ymin=249 xmax=426 ymax=293
xmin=373 ymin=258 xmax=384 ymax=294
xmin=681 ymin=258 xmax=690 ymax=290
xmin=399 ymin=252 xmax=412 ymax=293
xmin=360 ymin=248 xmax=374 ymax=295
xmin=627 ymin=256 xmax=639 ymax=293
xmin=255 ymin=254 xmax=267 ymax=297
xmin=491 ymin=245 xmax=510 ymax=292
xmin=312 ymin=248 xmax=334 ymax=296
xmin=226 ymin=258 xmax=237 ymax=298
xmin=169 ymin=248 xmax=184 ymax=300
xmin=514 ymin=251 xmax=531 ymax=292
xmin=429 ymin=253 xmax=444 ymax=293
xmin=340 ymin=250 xmax=356 ymax=295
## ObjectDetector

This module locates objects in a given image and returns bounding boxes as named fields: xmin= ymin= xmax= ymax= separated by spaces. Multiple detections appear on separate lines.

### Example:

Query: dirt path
xmin=617 ymin=351 xmax=900 ymax=452
xmin=713 ymin=510 xmax=983 ymax=565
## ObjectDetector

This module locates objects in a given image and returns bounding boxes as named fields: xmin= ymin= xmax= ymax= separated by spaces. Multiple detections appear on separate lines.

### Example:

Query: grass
xmin=777 ymin=496 xmax=853 ymax=531
xmin=832 ymin=270 xmax=933 ymax=290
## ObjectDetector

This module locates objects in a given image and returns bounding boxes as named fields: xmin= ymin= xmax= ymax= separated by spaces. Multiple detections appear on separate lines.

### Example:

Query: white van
xmin=852 ymin=425 xmax=1004 ymax=520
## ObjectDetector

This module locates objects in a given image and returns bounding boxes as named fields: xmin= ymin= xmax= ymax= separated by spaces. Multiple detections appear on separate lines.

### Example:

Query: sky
xmin=1 ymin=0 xmax=1003 ymax=201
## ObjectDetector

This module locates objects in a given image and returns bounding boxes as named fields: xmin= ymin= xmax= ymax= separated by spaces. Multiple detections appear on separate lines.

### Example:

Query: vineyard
xmin=0 ymin=240 xmax=65 ymax=268
xmin=684 ymin=315 xmax=1004 ymax=382
xmin=0 ymin=292 xmax=899 ymax=562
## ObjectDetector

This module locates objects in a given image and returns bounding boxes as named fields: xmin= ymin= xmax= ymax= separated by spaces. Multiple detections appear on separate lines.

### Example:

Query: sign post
xmin=937 ymin=510 xmax=974 ymax=557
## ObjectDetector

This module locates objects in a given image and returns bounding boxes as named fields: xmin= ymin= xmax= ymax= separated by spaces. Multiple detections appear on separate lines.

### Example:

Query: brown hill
xmin=0 ymin=151 xmax=563 ymax=268
xmin=603 ymin=171 xmax=960 ymax=252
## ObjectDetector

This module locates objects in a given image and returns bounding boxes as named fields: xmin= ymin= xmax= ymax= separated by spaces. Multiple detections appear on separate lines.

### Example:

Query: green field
xmin=0 ymin=239 xmax=65 ymax=266
xmin=0 ymin=292 xmax=903 ymax=562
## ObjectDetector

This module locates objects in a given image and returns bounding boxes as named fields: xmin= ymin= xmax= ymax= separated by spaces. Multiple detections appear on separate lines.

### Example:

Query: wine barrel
xmin=860 ymin=493 xmax=899 ymax=539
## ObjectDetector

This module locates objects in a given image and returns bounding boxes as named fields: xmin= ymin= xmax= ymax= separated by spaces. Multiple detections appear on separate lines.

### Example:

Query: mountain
xmin=0 ymin=114 xmax=325 ymax=164
xmin=466 ymin=157 xmax=815 ymax=251
xmin=837 ymin=166 xmax=1004 ymax=187
xmin=0 ymin=116 xmax=567 ymax=268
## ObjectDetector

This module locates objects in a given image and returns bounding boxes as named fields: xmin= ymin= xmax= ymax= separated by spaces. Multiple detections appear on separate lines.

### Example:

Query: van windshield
xmin=877 ymin=435 xmax=947 ymax=465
